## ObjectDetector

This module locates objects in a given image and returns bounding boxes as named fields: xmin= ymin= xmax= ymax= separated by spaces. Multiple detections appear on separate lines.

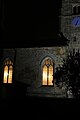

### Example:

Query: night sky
xmin=0 ymin=0 xmax=62 ymax=47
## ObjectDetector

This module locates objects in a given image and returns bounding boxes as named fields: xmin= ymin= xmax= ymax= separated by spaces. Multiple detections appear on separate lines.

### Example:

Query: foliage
xmin=54 ymin=49 xmax=80 ymax=98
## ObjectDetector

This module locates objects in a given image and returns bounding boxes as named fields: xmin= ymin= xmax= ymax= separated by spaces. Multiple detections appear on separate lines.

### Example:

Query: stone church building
xmin=1 ymin=0 xmax=80 ymax=97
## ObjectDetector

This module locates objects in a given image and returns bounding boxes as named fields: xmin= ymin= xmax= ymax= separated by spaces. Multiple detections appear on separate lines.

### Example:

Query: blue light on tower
xmin=72 ymin=17 xmax=80 ymax=27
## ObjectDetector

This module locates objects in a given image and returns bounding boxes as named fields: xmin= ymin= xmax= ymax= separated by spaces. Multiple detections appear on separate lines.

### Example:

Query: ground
xmin=0 ymin=82 xmax=80 ymax=118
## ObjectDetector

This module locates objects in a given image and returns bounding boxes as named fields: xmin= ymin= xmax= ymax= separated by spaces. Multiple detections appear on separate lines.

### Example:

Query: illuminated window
xmin=42 ymin=58 xmax=54 ymax=86
xmin=3 ymin=59 xmax=13 ymax=83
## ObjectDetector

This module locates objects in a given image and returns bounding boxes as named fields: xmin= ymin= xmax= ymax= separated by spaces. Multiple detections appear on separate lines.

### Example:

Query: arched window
xmin=78 ymin=6 xmax=80 ymax=13
xmin=3 ymin=59 xmax=13 ymax=83
xmin=73 ymin=6 xmax=77 ymax=14
xmin=73 ymin=6 xmax=80 ymax=14
xmin=42 ymin=57 xmax=54 ymax=86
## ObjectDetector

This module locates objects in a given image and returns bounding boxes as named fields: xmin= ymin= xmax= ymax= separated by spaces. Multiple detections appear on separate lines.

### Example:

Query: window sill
xmin=42 ymin=85 xmax=54 ymax=87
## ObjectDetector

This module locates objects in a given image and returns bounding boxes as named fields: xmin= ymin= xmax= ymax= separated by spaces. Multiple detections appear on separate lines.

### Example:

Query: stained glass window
xmin=42 ymin=58 xmax=54 ymax=86
xmin=3 ymin=59 xmax=13 ymax=83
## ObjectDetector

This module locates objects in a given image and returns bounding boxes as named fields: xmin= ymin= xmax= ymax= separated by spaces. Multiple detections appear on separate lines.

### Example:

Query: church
xmin=1 ymin=0 xmax=80 ymax=98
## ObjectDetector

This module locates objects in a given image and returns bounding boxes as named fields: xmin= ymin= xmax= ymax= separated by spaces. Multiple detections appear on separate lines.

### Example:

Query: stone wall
xmin=2 ymin=48 xmax=15 ymax=62
xmin=2 ymin=47 xmax=67 ymax=97
xmin=14 ymin=47 xmax=66 ymax=84
xmin=12 ymin=47 xmax=67 ymax=96
xmin=60 ymin=0 xmax=80 ymax=52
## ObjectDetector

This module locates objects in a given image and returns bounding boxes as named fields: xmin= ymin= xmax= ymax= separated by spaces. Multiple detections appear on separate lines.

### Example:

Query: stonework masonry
xmin=60 ymin=0 xmax=80 ymax=52
xmin=2 ymin=47 xmax=67 ymax=97
xmin=3 ymin=0 xmax=80 ymax=97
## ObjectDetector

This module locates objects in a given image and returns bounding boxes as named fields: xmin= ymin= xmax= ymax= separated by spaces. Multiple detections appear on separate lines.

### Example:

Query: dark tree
xmin=54 ymin=49 xmax=80 ymax=98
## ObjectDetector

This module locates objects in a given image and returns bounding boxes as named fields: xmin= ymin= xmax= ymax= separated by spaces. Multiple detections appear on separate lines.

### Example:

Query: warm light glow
xmin=48 ymin=65 xmax=53 ymax=85
xmin=8 ymin=66 xmax=13 ymax=83
xmin=42 ymin=58 xmax=54 ymax=86
xmin=42 ymin=66 xmax=47 ymax=85
xmin=3 ymin=66 xmax=8 ymax=83
xmin=3 ymin=59 xmax=13 ymax=83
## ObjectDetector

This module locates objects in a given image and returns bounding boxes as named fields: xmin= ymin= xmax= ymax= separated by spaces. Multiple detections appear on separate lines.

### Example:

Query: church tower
xmin=60 ymin=0 xmax=80 ymax=52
